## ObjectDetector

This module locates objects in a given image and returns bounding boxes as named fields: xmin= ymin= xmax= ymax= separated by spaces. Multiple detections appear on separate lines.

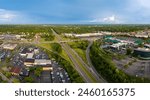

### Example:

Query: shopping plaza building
xmin=133 ymin=48 xmax=150 ymax=60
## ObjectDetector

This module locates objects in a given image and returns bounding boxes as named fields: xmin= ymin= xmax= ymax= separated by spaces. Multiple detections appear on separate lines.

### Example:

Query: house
xmin=10 ymin=67 xmax=21 ymax=76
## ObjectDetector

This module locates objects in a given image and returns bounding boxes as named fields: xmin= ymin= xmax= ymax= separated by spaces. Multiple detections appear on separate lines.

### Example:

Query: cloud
xmin=136 ymin=0 xmax=150 ymax=9
xmin=124 ymin=0 xmax=150 ymax=23
xmin=103 ymin=15 xmax=115 ymax=22
xmin=89 ymin=15 xmax=121 ymax=24
xmin=0 ymin=8 xmax=37 ymax=24
xmin=127 ymin=0 xmax=150 ymax=12
xmin=0 ymin=9 xmax=17 ymax=22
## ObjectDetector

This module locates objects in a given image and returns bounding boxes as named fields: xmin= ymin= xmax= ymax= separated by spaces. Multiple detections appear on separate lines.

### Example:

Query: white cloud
xmin=136 ymin=0 xmax=150 ymax=9
xmin=103 ymin=15 xmax=115 ymax=22
xmin=125 ymin=0 xmax=150 ymax=23
xmin=0 ymin=9 xmax=17 ymax=22
xmin=0 ymin=8 xmax=35 ymax=24
xmin=127 ymin=0 xmax=150 ymax=12
xmin=89 ymin=15 xmax=121 ymax=24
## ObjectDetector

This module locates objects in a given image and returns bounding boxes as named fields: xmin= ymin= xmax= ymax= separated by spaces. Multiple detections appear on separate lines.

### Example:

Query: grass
xmin=51 ymin=31 xmax=98 ymax=82
xmin=68 ymin=41 xmax=89 ymax=64
xmin=65 ymin=45 xmax=97 ymax=82
xmin=74 ymin=48 xmax=88 ymax=64
xmin=37 ymin=38 xmax=71 ymax=62
xmin=66 ymin=42 xmax=98 ymax=82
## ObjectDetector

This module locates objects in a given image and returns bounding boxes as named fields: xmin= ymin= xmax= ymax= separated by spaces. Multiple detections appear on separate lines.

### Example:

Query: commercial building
xmin=20 ymin=47 xmax=34 ymax=57
xmin=19 ymin=49 xmax=27 ymax=56
xmin=10 ymin=67 xmax=21 ymax=76
xmin=110 ymin=42 xmax=128 ymax=50
xmin=133 ymin=48 xmax=150 ymax=60
xmin=42 ymin=64 xmax=53 ymax=71
xmin=135 ymin=34 xmax=148 ymax=38
xmin=34 ymin=48 xmax=39 ymax=54
xmin=24 ymin=58 xmax=52 ymax=67
xmin=144 ymin=44 xmax=150 ymax=48
xmin=34 ymin=59 xmax=52 ymax=66
xmin=2 ymin=43 xmax=17 ymax=50
xmin=24 ymin=59 xmax=35 ymax=66
xmin=27 ymin=53 xmax=34 ymax=59
xmin=64 ymin=33 xmax=103 ymax=38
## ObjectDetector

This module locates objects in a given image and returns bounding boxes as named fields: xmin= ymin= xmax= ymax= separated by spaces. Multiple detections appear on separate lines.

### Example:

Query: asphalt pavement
xmin=51 ymin=28 xmax=102 ymax=83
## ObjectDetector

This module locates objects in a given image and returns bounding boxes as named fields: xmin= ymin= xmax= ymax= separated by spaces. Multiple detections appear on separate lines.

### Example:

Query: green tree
xmin=126 ymin=48 xmax=132 ymax=55
xmin=24 ymin=77 xmax=34 ymax=83
xmin=5 ymin=72 xmax=11 ymax=78
xmin=34 ymin=67 xmax=42 ymax=77
xmin=13 ymin=79 xmax=20 ymax=83
xmin=51 ymin=43 xmax=62 ymax=53
xmin=90 ymin=41 xmax=150 ymax=83
xmin=0 ymin=76 xmax=2 ymax=82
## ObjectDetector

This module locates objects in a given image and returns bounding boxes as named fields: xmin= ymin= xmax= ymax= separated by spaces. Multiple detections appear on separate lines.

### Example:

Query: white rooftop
xmin=34 ymin=59 xmax=52 ymax=65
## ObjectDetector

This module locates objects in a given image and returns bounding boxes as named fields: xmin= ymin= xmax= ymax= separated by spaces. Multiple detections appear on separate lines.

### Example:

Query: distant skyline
xmin=0 ymin=0 xmax=150 ymax=24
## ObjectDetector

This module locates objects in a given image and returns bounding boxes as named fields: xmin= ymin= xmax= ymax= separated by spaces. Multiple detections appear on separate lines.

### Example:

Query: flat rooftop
xmin=136 ymin=48 xmax=150 ymax=52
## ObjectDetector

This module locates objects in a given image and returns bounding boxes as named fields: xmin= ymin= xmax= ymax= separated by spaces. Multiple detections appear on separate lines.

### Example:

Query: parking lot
xmin=50 ymin=61 xmax=70 ymax=83
xmin=9 ymin=45 xmax=71 ymax=83
xmin=40 ymin=71 xmax=52 ymax=83
xmin=11 ymin=54 xmax=25 ymax=68
xmin=114 ymin=57 xmax=150 ymax=79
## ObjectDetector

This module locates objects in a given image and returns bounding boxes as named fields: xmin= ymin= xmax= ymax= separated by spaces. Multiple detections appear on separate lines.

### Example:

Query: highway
xmin=51 ymin=28 xmax=102 ymax=83
xmin=86 ymin=41 xmax=106 ymax=82
xmin=0 ymin=31 xmax=105 ymax=83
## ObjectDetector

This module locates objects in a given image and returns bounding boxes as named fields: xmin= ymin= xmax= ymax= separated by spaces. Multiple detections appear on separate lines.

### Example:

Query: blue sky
xmin=0 ymin=0 xmax=150 ymax=24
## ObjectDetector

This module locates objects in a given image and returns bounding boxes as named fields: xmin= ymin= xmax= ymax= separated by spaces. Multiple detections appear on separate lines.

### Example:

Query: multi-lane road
xmin=0 ymin=30 xmax=106 ymax=83
xmin=51 ymin=28 xmax=104 ymax=83
xmin=86 ymin=41 xmax=106 ymax=82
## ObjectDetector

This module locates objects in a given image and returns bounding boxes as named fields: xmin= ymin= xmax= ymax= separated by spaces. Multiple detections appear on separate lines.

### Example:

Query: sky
xmin=0 ymin=0 xmax=150 ymax=24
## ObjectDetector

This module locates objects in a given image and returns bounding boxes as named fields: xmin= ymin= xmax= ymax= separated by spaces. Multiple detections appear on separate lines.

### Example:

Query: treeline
xmin=52 ymin=24 xmax=150 ymax=34
xmin=90 ymin=41 xmax=150 ymax=83
xmin=50 ymin=53 xmax=84 ymax=83
xmin=40 ymin=33 xmax=55 ymax=41
xmin=0 ymin=24 xmax=149 ymax=34
xmin=0 ymin=25 xmax=55 ymax=39
xmin=69 ymin=40 xmax=89 ymax=50
xmin=0 ymin=25 xmax=51 ymax=34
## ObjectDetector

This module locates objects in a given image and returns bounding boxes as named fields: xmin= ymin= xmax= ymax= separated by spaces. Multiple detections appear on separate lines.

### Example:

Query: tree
xmin=126 ymin=48 xmax=132 ymax=55
xmin=29 ymin=67 xmax=36 ymax=72
xmin=51 ymin=43 xmax=62 ymax=53
xmin=41 ymin=33 xmax=55 ymax=41
xmin=34 ymin=67 xmax=42 ymax=77
xmin=0 ymin=76 xmax=2 ymax=82
xmin=90 ymin=41 xmax=150 ymax=83
xmin=24 ymin=77 xmax=34 ymax=83
xmin=5 ymin=72 xmax=11 ymax=78
xmin=13 ymin=79 xmax=20 ymax=83
xmin=124 ymin=64 xmax=129 ymax=68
